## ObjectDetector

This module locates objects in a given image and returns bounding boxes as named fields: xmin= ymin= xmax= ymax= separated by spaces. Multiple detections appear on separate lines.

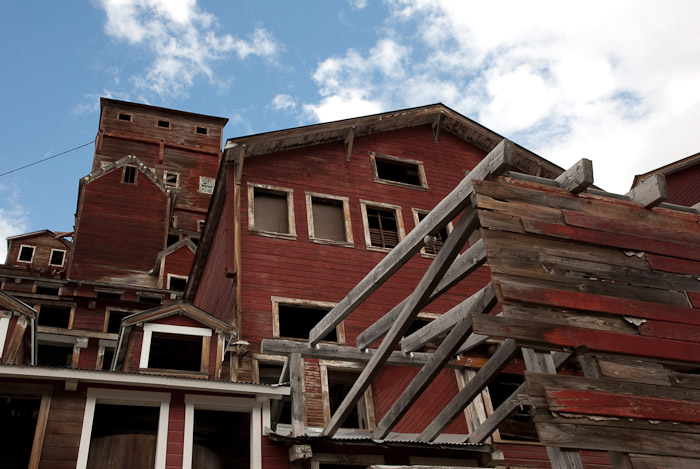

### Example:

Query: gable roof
xmin=632 ymin=151 xmax=700 ymax=188
xmin=121 ymin=300 xmax=235 ymax=334
xmin=0 ymin=291 xmax=37 ymax=320
xmin=6 ymin=229 xmax=73 ymax=249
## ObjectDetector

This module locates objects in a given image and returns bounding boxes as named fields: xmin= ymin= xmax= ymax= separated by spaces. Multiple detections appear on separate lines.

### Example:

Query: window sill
xmin=372 ymin=177 xmax=429 ymax=191
xmin=366 ymin=245 xmax=394 ymax=254
xmin=139 ymin=368 xmax=208 ymax=379
xmin=249 ymin=229 xmax=297 ymax=241
xmin=309 ymin=237 xmax=354 ymax=249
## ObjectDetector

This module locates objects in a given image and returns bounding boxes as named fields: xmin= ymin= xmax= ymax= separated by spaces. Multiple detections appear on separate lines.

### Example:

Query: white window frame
xmin=183 ymin=394 xmax=264 ymax=469
xmin=77 ymin=388 xmax=170 ymax=469
xmin=139 ymin=323 xmax=212 ymax=369
xmin=199 ymin=176 xmax=215 ymax=194
xmin=164 ymin=170 xmax=180 ymax=188
xmin=271 ymin=296 xmax=345 ymax=345
xmin=48 ymin=249 xmax=67 ymax=267
xmin=411 ymin=208 xmax=453 ymax=258
xmin=0 ymin=315 xmax=10 ymax=359
xmin=167 ymin=273 xmax=188 ymax=291
xmin=17 ymin=245 xmax=35 ymax=263
xmin=369 ymin=152 xmax=429 ymax=190
xmin=305 ymin=192 xmax=353 ymax=247
xmin=122 ymin=165 xmax=137 ymax=185
xmin=359 ymin=200 xmax=405 ymax=253
xmin=247 ymin=182 xmax=297 ymax=240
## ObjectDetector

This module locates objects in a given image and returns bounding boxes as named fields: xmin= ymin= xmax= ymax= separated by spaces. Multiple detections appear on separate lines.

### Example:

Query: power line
xmin=0 ymin=139 xmax=95 ymax=178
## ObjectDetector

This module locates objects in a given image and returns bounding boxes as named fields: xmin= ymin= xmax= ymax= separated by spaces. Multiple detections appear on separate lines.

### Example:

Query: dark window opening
xmin=37 ymin=306 xmax=71 ymax=328
xmin=488 ymin=373 xmax=538 ymax=442
xmin=147 ymin=332 xmax=202 ymax=371
xmin=96 ymin=291 xmax=122 ymax=300
xmin=164 ymin=172 xmax=178 ymax=186
xmin=36 ymin=285 xmax=60 ymax=296
xmin=157 ymin=119 xmax=170 ymax=128
xmin=0 ymin=397 xmax=41 ymax=468
xmin=196 ymin=126 xmax=208 ymax=135
xmin=404 ymin=316 xmax=432 ymax=337
xmin=106 ymin=310 xmax=131 ymax=334
xmin=366 ymin=207 xmax=399 ymax=249
xmin=18 ymin=246 xmax=34 ymax=262
xmin=123 ymin=166 xmax=137 ymax=184
xmin=198 ymin=220 xmax=205 ymax=232
xmin=49 ymin=250 xmax=66 ymax=266
xmin=101 ymin=348 xmax=115 ymax=371
xmin=168 ymin=276 xmax=187 ymax=291
xmin=328 ymin=369 xmax=368 ymax=429
xmin=190 ymin=237 xmax=199 ymax=247
xmin=312 ymin=198 xmax=346 ymax=242
xmin=192 ymin=410 xmax=250 ymax=468
xmin=37 ymin=343 xmax=73 ymax=367
xmin=118 ymin=113 xmax=132 ymax=121
xmin=138 ymin=295 xmax=162 ymax=306
xmin=167 ymin=233 xmax=180 ymax=246
xmin=375 ymin=158 xmax=422 ymax=186
xmin=254 ymin=190 xmax=289 ymax=234
xmin=88 ymin=404 xmax=159 ymax=468
xmin=259 ymin=363 xmax=284 ymax=384
xmin=417 ymin=212 xmax=448 ymax=255
xmin=278 ymin=304 xmax=336 ymax=342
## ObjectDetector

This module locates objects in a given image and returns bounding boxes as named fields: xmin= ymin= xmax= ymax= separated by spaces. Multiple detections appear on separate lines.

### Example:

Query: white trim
xmin=166 ymin=273 xmax=188 ymax=291
xmin=248 ymin=182 xmax=297 ymax=240
xmin=163 ymin=170 xmax=180 ymax=188
xmin=48 ymin=249 xmax=67 ymax=267
xmin=0 ymin=317 xmax=10 ymax=358
xmin=17 ymin=244 xmax=36 ymax=263
xmin=359 ymin=200 xmax=406 ymax=252
xmin=199 ymin=176 xmax=215 ymax=194
xmin=77 ymin=388 xmax=171 ymax=469
xmin=140 ymin=323 xmax=212 ymax=369
xmin=305 ymin=191 xmax=354 ymax=247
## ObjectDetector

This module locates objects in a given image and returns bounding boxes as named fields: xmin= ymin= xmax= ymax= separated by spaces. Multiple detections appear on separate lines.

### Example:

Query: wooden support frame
xmin=270 ymin=356 xmax=291 ymax=431
xmin=626 ymin=173 xmax=667 ymax=208
xmin=289 ymin=352 xmax=305 ymax=437
xmin=554 ymin=158 xmax=593 ymax=193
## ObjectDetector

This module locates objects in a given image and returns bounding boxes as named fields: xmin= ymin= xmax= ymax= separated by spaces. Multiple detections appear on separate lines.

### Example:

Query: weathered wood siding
xmin=162 ymin=245 xmax=196 ymax=287
xmin=665 ymin=162 xmax=700 ymax=206
xmin=40 ymin=391 xmax=86 ymax=469
xmin=6 ymin=232 xmax=70 ymax=273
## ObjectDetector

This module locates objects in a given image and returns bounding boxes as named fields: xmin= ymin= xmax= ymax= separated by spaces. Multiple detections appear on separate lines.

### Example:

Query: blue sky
xmin=2 ymin=1 xmax=700 ymax=259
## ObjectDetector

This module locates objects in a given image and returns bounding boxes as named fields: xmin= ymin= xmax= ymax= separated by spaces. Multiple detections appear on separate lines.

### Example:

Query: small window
xmin=370 ymin=152 xmax=428 ymax=189
xmin=96 ymin=290 xmax=122 ymax=300
xmin=412 ymin=209 xmax=451 ymax=256
xmin=248 ymin=183 xmax=296 ymax=239
xmin=306 ymin=193 xmax=353 ymax=246
xmin=37 ymin=305 xmax=72 ymax=329
xmin=164 ymin=171 xmax=179 ymax=187
xmin=167 ymin=274 xmax=188 ymax=291
xmin=196 ymin=126 xmax=208 ymax=135
xmin=17 ymin=245 xmax=35 ymax=263
xmin=197 ymin=220 xmax=205 ymax=232
xmin=105 ymin=309 xmax=131 ymax=334
xmin=49 ymin=249 xmax=66 ymax=267
xmin=272 ymin=297 xmax=344 ymax=344
xmin=117 ymin=112 xmax=132 ymax=121
xmin=123 ymin=166 xmax=137 ymax=184
xmin=138 ymin=294 xmax=163 ymax=305
xmin=199 ymin=176 xmax=215 ymax=194
xmin=167 ymin=233 xmax=180 ymax=246
xmin=360 ymin=201 xmax=405 ymax=251
xmin=35 ymin=284 xmax=60 ymax=296
xmin=157 ymin=119 xmax=170 ymax=128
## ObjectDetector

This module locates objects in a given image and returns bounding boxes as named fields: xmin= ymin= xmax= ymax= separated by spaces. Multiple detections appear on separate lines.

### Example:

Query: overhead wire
xmin=0 ymin=139 xmax=95 ymax=178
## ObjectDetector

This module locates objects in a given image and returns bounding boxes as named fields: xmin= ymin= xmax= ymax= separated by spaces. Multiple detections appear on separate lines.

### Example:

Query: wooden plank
xmin=534 ymin=408 xmax=700 ymax=435
xmin=29 ymin=393 xmax=51 ymax=469
xmin=472 ymin=314 xmax=700 ymax=363
xmin=373 ymin=315 xmax=474 ymax=439
xmin=309 ymin=139 xmax=516 ymax=345
xmin=356 ymin=238 xmax=487 ymax=349
xmin=401 ymin=283 xmax=495 ymax=352
xmin=597 ymin=356 xmax=672 ymax=387
xmin=628 ymin=453 xmax=700 ymax=469
xmin=2 ymin=315 xmax=28 ymax=365
xmin=417 ymin=339 xmax=519 ymax=442
xmin=322 ymin=205 xmax=479 ymax=436
xmin=554 ymin=158 xmax=593 ymax=194
xmin=270 ymin=356 xmax=291 ymax=430
xmin=646 ymin=253 xmax=700 ymax=275
xmin=625 ymin=173 xmax=667 ymax=208
xmin=289 ymin=352 xmax=304 ymax=437
xmin=503 ymin=305 xmax=634 ymax=335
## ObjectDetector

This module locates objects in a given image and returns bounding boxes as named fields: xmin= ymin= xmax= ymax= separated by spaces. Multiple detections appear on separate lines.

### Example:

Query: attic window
xmin=196 ymin=126 xmax=208 ymax=135
xmin=412 ymin=209 xmax=451 ymax=257
xmin=370 ymin=153 xmax=428 ymax=189
xmin=18 ymin=245 xmax=35 ymax=263
xmin=49 ymin=249 xmax=66 ymax=267
xmin=167 ymin=274 xmax=188 ymax=291
xmin=248 ymin=183 xmax=296 ymax=240
xmin=199 ymin=176 xmax=215 ymax=194
xmin=117 ymin=113 xmax=132 ymax=121
xmin=164 ymin=171 xmax=179 ymax=187
xmin=360 ymin=201 xmax=405 ymax=252
xmin=272 ymin=297 xmax=344 ymax=344
xmin=123 ymin=166 xmax=137 ymax=184
xmin=139 ymin=323 xmax=211 ymax=374
xmin=157 ymin=119 xmax=170 ymax=128
xmin=306 ymin=192 xmax=353 ymax=246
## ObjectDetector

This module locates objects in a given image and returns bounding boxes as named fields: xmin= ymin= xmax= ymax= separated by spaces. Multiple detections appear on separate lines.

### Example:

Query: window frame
xmin=117 ymin=112 xmax=133 ymax=122
xmin=199 ymin=176 xmax=215 ymax=194
xmin=247 ymin=182 xmax=297 ymax=240
xmin=163 ymin=170 xmax=180 ymax=188
xmin=122 ymin=165 xmax=137 ymax=184
xmin=411 ymin=208 xmax=454 ymax=258
xmin=305 ymin=191 xmax=353 ymax=247
xmin=195 ymin=126 xmax=208 ymax=135
xmin=35 ymin=303 xmax=75 ymax=330
xmin=271 ymin=296 xmax=345 ymax=345
xmin=319 ymin=360 xmax=376 ymax=431
xmin=359 ymin=200 xmax=405 ymax=253
xmin=48 ymin=249 xmax=66 ymax=267
xmin=76 ymin=388 xmax=170 ymax=469
xmin=157 ymin=119 xmax=170 ymax=129
xmin=103 ymin=307 xmax=136 ymax=334
xmin=369 ymin=152 xmax=429 ymax=190
xmin=17 ymin=245 xmax=35 ymax=263
xmin=139 ymin=323 xmax=212 ymax=375
xmin=167 ymin=273 xmax=188 ymax=292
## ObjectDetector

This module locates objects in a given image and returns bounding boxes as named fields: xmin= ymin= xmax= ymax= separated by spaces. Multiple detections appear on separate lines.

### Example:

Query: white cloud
xmin=98 ymin=0 xmax=281 ymax=98
xmin=304 ymin=0 xmax=700 ymax=193
xmin=349 ymin=0 xmax=368 ymax=9
xmin=269 ymin=94 xmax=297 ymax=111
xmin=0 ymin=185 xmax=28 ymax=262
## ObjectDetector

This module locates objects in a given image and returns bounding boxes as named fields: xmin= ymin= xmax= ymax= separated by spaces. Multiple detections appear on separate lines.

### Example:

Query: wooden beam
xmin=554 ymin=158 xmax=593 ymax=194
xmin=373 ymin=316 xmax=474 ymax=439
xmin=432 ymin=111 xmax=443 ymax=143
xmin=322 ymin=206 xmax=480 ymax=436
xmin=344 ymin=126 xmax=355 ymax=162
xmin=356 ymin=239 xmax=487 ymax=349
xmin=309 ymin=139 xmax=516 ymax=345
xmin=28 ymin=393 xmax=51 ymax=469
xmin=418 ymin=338 xmax=519 ymax=442
xmin=270 ymin=356 xmax=291 ymax=431
xmin=626 ymin=173 xmax=667 ymax=208
xmin=289 ymin=352 xmax=304 ymax=437
xmin=401 ymin=282 xmax=495 ymax=352
xmin=3 ymin=315 xmax=28 ymax=365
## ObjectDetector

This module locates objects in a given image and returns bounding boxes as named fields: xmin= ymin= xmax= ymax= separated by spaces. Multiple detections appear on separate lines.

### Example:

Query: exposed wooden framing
xmin=28 ymin=393 xmax=51 ymax=469
xmin=625 ymin=173 xmax=667 ymax=208
xmin=310 ymin=139 xmax=516 ymax=345
xmin=344 ymin=126 xmax=355 ymax=162
xmin=290 ymin=352 xmax=305 ymax=437
xmin=455 ymin=332 xmax=491 ymax=356
xmin=373 ymin=316 xmax=475 ymax=439
xmin=270 ymin=356 xmax=291 ymax=431
xmin=432 ymin=111 xmax=443 ymax=143
xmin=401 ymin=282 xmax=495 ymax=352
xmin=554 ymin=158 xmax=594 ymax=193
xmin=3 ymin=315 xmax=28 ymax=365
xmin=356 ymin=238 xmax=487 ymax=349
xmin=417 ymin=338 xmax=519 ymax=442
xmin=215 ymin=333 xmax=224 ymax=379
xmin=323 ymin=205 xmax=480 ymax=437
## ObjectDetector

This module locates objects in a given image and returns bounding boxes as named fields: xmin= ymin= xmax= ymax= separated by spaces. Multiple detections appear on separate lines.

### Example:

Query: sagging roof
xmin=0 ymin=290 xmax=38 ymax=320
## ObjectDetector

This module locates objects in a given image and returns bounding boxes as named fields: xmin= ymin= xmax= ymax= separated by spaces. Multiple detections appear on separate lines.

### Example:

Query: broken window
xmin=37 ymin=305 xmax=72 ymax=328
xmin=122 ymin=166 xmax=137 ymax=184
xmin=361 ymin=202 xmax=404 ymax=251
xmin=105 ymin=309 xmax=131 ymax=334
xmin=273 ymin=298 xmax=344 ymax=344
xmin=413 ymin=209 xmax=450 ymax=256
xmin=18 ymin=245 xmax=35 ymax=263
xmin=248 ymin=183 xmax=296 ymax=238
xmin=48 ymin=249 xmax=66 ymax=267
xmin=199 ymin=176 xmax=215 ymax=194
xmin=147 ymin=332 xmax=203 ymax=372
xmin=100 ymin=347 xmax=115 ymax=371
xmin=157 ymin=119 xmax=170 ymax=128
xmin=370 ymin=153 xmax=428 ymax=189
xmin=0 ymin=396 xmax=42 ymax=468
xmin=324 ymin=368 xmax=374 ymax=430
xmin=306 ymin=193 xmax=352 ymax=245
xmin=196 ymin=126 xmax=208 ymax=135
xmin=164 ymin=171 xmax=179 ymax=187
xmin=167 ymin=274 xmax=188 ymax=291
xmin=37 ymin=343 xmax=73 ymax=367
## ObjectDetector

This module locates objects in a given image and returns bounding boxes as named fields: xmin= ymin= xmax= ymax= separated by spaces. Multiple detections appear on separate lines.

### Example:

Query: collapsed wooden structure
xmin=263 ymin=139 xmax=700 ymax=467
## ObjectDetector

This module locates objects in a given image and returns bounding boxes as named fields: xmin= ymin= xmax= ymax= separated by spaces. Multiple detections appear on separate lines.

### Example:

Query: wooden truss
xmin=262 ymin=139 xmax=700 ymax=468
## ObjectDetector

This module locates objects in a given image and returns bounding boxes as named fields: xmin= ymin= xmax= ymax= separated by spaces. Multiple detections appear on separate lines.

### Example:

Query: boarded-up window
xmin=254 ymin=191 xmax=289 ymax=234
xmin=366 ymin=207 xmax=399 ymax=249
xmin=312 ymin=198 xmax=346 ymax=242
xmin=199 ymin=176 xmax=215 ymax=194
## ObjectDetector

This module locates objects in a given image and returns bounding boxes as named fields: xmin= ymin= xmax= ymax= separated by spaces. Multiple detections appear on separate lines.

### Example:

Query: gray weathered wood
xmin=373 ymin=316 xmax=475 ymax=439
xmin=626 ymin=173 xmax=667 ymax=208
xmin=344 ymin=126 xmax=355 ymax=162
xmin=455 ymin=332 xmax=491 ymax=355
xmin=401 ymin=282 xmax=495 ymax=352
xmin=322 ymin=206 xmax=479 ymax=436
xmin=270 ymin=356 xmax=291 ymax=431
xmin=310 ymin=139 xmax=515 ymax=345
xmin=357 ymin=239 xmax=487 ymax=349
xmin=289 ymin=352 xmax=304 ymax=437
xmin=418 ymin=339 xmax=519 ymax=442
xmin=432 ymin=111 xmax=443 ymax=143
xmin=555 ymin=158 xmax=594 ymax=193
